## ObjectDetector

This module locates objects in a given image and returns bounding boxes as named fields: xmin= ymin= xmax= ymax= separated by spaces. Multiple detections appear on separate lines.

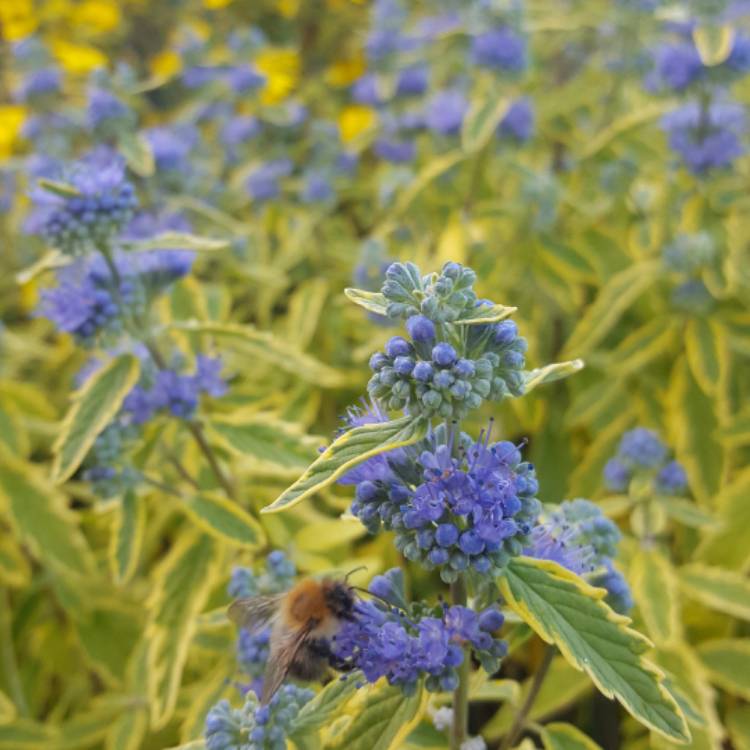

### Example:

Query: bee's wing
xmin=227 ymin=594 xmax=284 ymax=633
xmin=261 ymin=619 xmax=315 ymax=705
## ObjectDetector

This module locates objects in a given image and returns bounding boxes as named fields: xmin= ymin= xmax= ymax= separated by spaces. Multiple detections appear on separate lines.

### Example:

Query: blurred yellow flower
xmin=19 ymin=279 xmax=39 ymax=313
xmin=151 ymin=50 xmax=183 ymax=79
xmin=0 ymin=0 xmax=37 ymax=40
xmin=339 ymin=104 xmax=377 ymax=142
xmin=277 ymin=0 xmax=300 ymax=17
xmin=69 ymin=0 xmax=121 ymax=34
xmin=51 ymin=40 xmax=107 ymax=75
xmin=0 ymin=106 xmax=26 ymax=158
xmin=204 ymin=0 xmax=234 ymax=8
xmin=325 ymin=54 xmax=366 ymax=87
xmin=255 ymin=48 xmax=300 ymax=104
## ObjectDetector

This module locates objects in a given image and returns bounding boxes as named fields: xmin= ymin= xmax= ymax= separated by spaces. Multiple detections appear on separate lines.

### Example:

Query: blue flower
xmin=15 ymin=67 xmax=61 ymax=102
xmin=424 ymin=89 xmax=468 ymax=136
xmin=617 ymin=428 xmax=667 ymax=469
xmin=653 ymin=43 xmax=703 ymax=90
xmin=396 ymin=66 xmax=429 ymax=97
xmin=654 ymin=460 xmax=688 ymax=494
xmin=727 ymin=34 xmax=750 ymax=72
xmin=221 ymin=115 xmax=262 ymax=148
xmin=352 ymin=74 xmax=386 ymax=106
xmin=29 ymin=148 xmax=138 ymax=255
xmin=246 ymin=159 xmax=294 ymax=202
xmin=525 ymin=524 xmax=595 ymax=575
xmin=661 ymin=101 xmax=745 ymax=174
xmin=470 ymin=27 xmax=527 ymax=72
xmin=87 ymin=87 xmax=131 ymax=131
xmin=374 ymin=138 xmax=416 ymax=163
xmin=499 ymin=98 xmax=535 ymax=142
xmin=603 ymin=458 xmax=631 ymax=492
xmin=146 ymin=126 xmax=199 ymax=172
xmin=301 ymin=172 xmax=334 ymax=203
xmin=182 ymin=65 xmax=224 ymax=88
xmin=592 ymin=560 xmax=633 ymax=614
xmin=226 ymin=64 xmax=266 ymax=93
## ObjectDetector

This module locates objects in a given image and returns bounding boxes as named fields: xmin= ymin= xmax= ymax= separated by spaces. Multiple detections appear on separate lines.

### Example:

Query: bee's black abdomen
xmin=324 ymin=582 xmax=355 ymax=620
xmin=289 ymin=640 xmax=329 ymax=681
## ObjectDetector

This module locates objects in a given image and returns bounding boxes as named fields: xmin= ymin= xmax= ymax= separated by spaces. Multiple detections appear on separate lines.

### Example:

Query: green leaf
xmin=679 ymin=564 xmax=750 ymax=621
xmin=693 ymin=25 xmax=735 ymax=65
xmin=727 ymin=706 xmax=750 ymax=750
xmin=524 ymin=360 xmax=585 ymax=393
xmin=562 ymin=261 xmax=661 ymax=358
xmin=51 ymin=355 xmax=141 ymax=484
xmin=294 ymin=518 xmax=366 ymax=552
xmin=697 ymin=639 xmax=750 ymax=700
xmin=455 ymin=303 xmax=517 ymax=325
xmin=289 ymin=674 xmax=358 ymax=738
xmin=685 ymin=318 xmax=729 ymax=397
xmin=629 ymin=548 xmax=682 ymax=644
xmin=0 ymin=448 xmax=93 ymax=575
xmin=344 ymin=288 xmax=389 ymax=317
xmin=179 ymin=493 xmax=264 ymax=548
xmin=697 ymin=467 xmax=750 ymax=570
xmin=0 ymin=720 xmax=55 ymax=749
xmin=542 ymin=722 xmax=604 ymax=750
xmin=326 ymin=680 xmax=426 ymax=750
xmin=117 ymin=130 xmax=154 ymax=176
xmin=498 ymin=557 xmax=690 ymax=743
xmin=667 ymin=357 xmax=722 ymax=507
xmin=658 ymin=498 xmax=719 ymax=529
xmin=461 ymin=96 xmax=509 ymax=153
xmin=262 ymin=415 xmax=428 ymax=513
xmin=109 ymin=490 xmax=145 ymax=585
xmin=599 ymin=317 xmax=677 ymax=378
xmin=126 ymin=232 xmax=229 ymax=252
xmin=169 ymin=322 xmax=347 ymax=388
xmin=105 ymin=708 xmax=148 ymax=750
xmin=38 ymin=177 xmax=81 ymax=198
xmin=718 ymin=407 xmax=750 ymax=447
xmin=0 ymin=690 xmax=15 ymax=724
xmin=208 ymin=415 xmax=320 ymax=473
xmin=0 ymin=533 xmax=31 ymax=588
xmin=146 ymin=533 xmax=221 ymax=728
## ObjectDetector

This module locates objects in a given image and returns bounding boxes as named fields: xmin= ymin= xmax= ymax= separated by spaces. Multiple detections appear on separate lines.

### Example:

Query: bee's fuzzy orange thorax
xmin=283 ymin=579 xmax=329 ymax=627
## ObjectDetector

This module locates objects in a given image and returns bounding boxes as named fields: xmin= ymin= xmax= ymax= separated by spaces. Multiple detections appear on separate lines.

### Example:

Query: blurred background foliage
xmin=0 ymin=0 xmax=749 ymax=749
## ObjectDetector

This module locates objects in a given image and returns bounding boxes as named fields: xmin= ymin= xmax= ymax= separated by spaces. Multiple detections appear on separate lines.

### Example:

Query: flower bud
xmin=406 ymin=314 xmax=436 ymax=342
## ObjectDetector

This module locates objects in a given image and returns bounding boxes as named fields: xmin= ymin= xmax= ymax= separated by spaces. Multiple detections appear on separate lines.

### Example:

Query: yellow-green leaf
xmin=667 ymin=357 xmax=722 ymax=507
xmin=170 ymin=322 xmax=347 ymax=388
xmin=294 ymin=517 xmax=366 ymax=552
xmin=117 ymin=130 xmax=154 ymax=176
xmin=693 ymin=25 xmax=735 ymax=65
xmin=109 ymin=490 xmax=145 ymax=585
xmin=603 ymin=317 xmax=677 ymax=377
xmin=524 ymin=359 xmax=585 ymax=393
xmin=0 ymin=719 xmax=55 ymax=749
xmin=461 ymin=96 xmax=509 ymax=153
xmin=105 ymin=708 xmax=148 ymax=750
xmin=630 ymin=548 xmax=682 ymax=644
xmin=262 ymin=416 xmax=428 ymax=513
xmin=697 ymin=639 xmax=750 ymax=700
xmin=658 ymin=498 xmax=718 ymax=529
xmin=697 ymin=467 xmax=750 ymax=570
xmin=456 ymin=303 xmax=517 ymax=325
xmin=679 ymin=564 xmax=750 ymax=621
xmin=542 ymin=722 xmax=604 ymax=750
xmin=344 ymin=288 xmax=389 ymax=317
xmin=0 ymin=448 xmax=93 ymax=575
xmin=289 ymin=674 xmax=358 ymax=738
xmin=563 ymin=261 xmax=661 ymax=358
xmin=180 ymin=493 xmax=264 ymax=548
xmin=719 ymin=407 xmax=750 ymax=447
xmin=326 ymin=679 xmax=426 ymax=750
xmin=146 ymin=533 xmax=221 ymax=728
xmin=499 ymin=557 xmax=690 ymax=743
xmin=685 ymin=318 xmax=729 ymax=397
xmin=0 ymin=534 xmax=31 ymax=588
xmin=127 ymin=232 xmax=228 ymax=252
xmin=52 ymin=355 xmax=141 ymax=484
xmin=0 ymin=691 xmax=15 ymax=725
xmin=727 ymin=706 xmax=750 ymax=750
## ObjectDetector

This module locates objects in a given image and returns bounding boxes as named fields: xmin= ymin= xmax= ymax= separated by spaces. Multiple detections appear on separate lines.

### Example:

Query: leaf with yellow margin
xmin=499 ymin=557 xmax=690 ymax=743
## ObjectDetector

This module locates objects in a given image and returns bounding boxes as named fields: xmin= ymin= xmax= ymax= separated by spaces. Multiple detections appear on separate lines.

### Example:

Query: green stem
xmin=499 ymin=645 xmax=555 ymax=750
xmin=450 ymin=575 xmax=470 ymax=750
xmin=0 ymin=588 xmax=29 ymax=717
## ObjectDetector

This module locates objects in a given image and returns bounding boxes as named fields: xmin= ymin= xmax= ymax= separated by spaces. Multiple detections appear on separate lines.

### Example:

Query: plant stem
xmin=0 ymin=587 xmax=29 ymax=717
xmin=500 ymin=645 xmax=555 ymax=750
xmin=450 ymin=575 xmax=470 ymax=750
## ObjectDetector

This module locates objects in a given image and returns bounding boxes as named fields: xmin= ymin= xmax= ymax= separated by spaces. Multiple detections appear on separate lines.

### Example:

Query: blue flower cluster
xmin=343 ymin=415 xmax=540 ymax=583
xmin=38 ymin=245 xmax=194 ymax=343
xmin=367 ymin=262 xmax=527 ymax=418
xmin=87 ymin=86 xmax=133 ymax=134
xmin=30 ymin=149 xmax=138 ymax=255
xmin=604 ymin=428 xmax=688 ymax=495
xmin=205 ymin=686 xmax=313 ymax=750
xmin=331 ymin=569 xmax=506 ymax=693
xmin=526 ymin=499 xmax=632 ymax=613
xmin=646 ymin=27 xmax=750 ymax=173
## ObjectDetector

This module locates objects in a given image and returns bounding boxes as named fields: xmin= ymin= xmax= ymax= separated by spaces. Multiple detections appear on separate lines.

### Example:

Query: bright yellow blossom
xmin=0 ymin=106 xmax=26 ymax=158
xmin=338 ymin=105 xmax=377 ymax=143
xmin=325 ymin=54 xmax=367 ymax=87
xmin=69 ymin=0 xmax=121 ymax=34
xmin=151 ymin=50 xmax=183 ymax=79
xmin=0 ymin=0 xmax=37 ymax=40
xmin=51 ymin=39 xmax=107 ymax=75
xmin=255 ymin=48 xmax=300 ymax=104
